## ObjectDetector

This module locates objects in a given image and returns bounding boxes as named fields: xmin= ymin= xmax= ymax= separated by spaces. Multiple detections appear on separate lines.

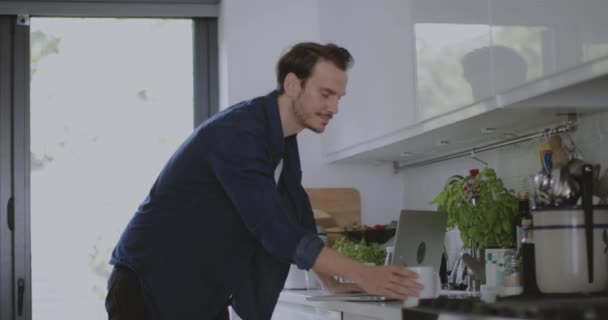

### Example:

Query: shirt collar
xmin=264 ymin=90 xmax=286 ymax=161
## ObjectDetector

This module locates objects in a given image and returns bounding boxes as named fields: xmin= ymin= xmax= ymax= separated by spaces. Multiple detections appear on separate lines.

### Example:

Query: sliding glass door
xmin=0 ymin=15 xmax=30 ymax=320
xmin=29 ymin=18 xmax=195 ymax=319
xmin=0 ymin=11 xmax=217 ymax=320
xmin=0 ymin=17 xmax=14 ymax=320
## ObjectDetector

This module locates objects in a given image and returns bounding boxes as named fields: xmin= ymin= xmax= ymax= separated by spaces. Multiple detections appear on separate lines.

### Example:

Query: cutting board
xmin=304 ymin=188 xmax=360 ymax=244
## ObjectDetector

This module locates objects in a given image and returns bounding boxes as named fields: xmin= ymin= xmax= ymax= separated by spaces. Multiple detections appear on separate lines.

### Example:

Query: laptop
xmin=307 ymin=210 xmax=447 ymax=302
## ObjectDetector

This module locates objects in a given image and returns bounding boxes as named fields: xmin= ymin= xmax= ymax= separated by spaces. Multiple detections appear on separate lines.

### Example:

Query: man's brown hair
xmin=276 ymin=42 xmax=353 ymax=94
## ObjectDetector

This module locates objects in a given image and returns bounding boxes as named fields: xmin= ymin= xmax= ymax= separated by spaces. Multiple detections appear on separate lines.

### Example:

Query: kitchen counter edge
xmin=278 ymin=289 xmax=403 ymax=319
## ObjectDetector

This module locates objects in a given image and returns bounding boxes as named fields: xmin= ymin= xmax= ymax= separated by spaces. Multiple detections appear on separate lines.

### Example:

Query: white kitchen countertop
xmin=278 ymin=289 xmax=481 ymax=319
xmin=278 ymin=289 xmax=404 ymax=319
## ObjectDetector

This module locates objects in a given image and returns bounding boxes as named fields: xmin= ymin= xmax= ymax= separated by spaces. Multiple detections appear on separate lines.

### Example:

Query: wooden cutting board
xmin=304 ymin=188 xmax=360 ymax=244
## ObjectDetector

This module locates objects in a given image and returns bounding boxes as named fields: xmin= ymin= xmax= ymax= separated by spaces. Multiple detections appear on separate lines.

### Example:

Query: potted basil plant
xmin=432 ymin=167 xmax=518 ymax=249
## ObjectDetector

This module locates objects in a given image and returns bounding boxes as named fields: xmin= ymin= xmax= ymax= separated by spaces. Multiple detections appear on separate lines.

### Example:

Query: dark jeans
xmin=106 ymin=265 xmax=229 ymax=320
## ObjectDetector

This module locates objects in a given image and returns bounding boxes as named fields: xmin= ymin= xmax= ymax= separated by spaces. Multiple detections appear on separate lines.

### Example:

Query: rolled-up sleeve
xmin=294 ymin=234 xmax=324 ymax=269
xmin=205 ymin=129 xmax=322 ymax=269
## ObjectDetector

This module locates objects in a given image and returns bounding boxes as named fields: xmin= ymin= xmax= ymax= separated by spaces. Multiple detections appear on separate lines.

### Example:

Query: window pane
xmin=30 ymin=18 xmax=193 ymax=319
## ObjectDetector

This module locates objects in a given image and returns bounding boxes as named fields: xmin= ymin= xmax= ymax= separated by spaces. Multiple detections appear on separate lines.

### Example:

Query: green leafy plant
xmin=432 ymin=167 xmax=518 ymax=248
xmin=332 ymin=238 xmax=386 ymax=265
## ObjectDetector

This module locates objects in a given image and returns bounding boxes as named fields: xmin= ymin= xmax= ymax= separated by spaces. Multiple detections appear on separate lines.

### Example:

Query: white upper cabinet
xmin=490 ymin=0 xmax=608 ymax=107
xmin=413 ymin=0 xmax=493 ymax=121
xmin=320 ymin=0 xmax=608 ymax=164
xmin=319 ymin=0 xmax=417 ymax=161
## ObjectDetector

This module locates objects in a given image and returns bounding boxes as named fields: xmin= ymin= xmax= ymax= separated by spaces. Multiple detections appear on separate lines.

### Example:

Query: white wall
xmin=218 ymin=0 xmax=322 ymax=106
xmin=218 ymin=0 xmax=405 ymax=224
xmin=299 ymin=131 xmax=405 ymax=225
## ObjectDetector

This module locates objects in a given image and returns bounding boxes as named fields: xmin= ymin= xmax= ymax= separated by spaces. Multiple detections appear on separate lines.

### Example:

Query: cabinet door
xmin=319 ymin=0 xmax=417 ymax=156
xmin=413 ymin=0 xmax=492 ymax=122
xmin=490 ymin=0 xmax=608 ymax=96
xmin=272 ymin=302 xmax=342 ymax=320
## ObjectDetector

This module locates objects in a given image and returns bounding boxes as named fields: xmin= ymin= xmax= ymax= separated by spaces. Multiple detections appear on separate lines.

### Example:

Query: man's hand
xmin=352 ymin=264 xmax=423 ymax=300
xmin=312 ymin=247 xmax=423 ymax=300
xmin=314 ymin=271 xmax=363 ymax=294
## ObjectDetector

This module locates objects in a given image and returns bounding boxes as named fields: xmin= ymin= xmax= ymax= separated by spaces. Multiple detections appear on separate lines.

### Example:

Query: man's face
xmin=291 ymin=60 xmax=348 ymax=133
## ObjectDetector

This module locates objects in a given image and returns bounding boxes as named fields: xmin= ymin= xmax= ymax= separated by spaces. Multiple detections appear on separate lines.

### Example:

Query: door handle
xmin=7 ymin=197 xmax=14 ymax=231
xmin=18 ymin=278 xmax=24 ymax=316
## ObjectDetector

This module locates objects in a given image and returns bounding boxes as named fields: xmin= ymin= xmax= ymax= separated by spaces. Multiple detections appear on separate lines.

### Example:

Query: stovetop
xmin=404 ymin=292 xmax=608 ymax=320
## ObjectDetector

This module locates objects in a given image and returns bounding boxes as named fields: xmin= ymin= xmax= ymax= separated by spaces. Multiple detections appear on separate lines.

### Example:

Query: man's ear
xmin=283 ymin=73 xmax=302 ymax=98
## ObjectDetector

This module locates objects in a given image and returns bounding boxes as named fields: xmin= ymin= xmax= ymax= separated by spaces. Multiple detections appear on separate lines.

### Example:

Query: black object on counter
xmin=581 ymin=164 xmax=594 ymax=283
xmin=514 ymin=192 xmax=532 ymax=248
xmin=520 ymin=242 xmax=541 ymax=296
xmin=409 ymin=291 xmax=608 ymax=319
xmin=340 ymin=227 xmax=396 ymax=244
xmin=439 ymin=252 xmax=448 ymax=286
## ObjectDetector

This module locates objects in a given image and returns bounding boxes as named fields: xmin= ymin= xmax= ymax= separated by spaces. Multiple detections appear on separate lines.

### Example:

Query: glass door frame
xmin=0 ymin=15 xmax=20 ymax=320
xmin=0 ymin=15 xmax=30 ymax=320
xmin=0 ymin=4 xmax=219 ymax=319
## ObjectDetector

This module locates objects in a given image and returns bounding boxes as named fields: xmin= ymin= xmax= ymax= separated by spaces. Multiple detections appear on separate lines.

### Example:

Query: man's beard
xmin=292 ymin=98 xmax=323 ymax=134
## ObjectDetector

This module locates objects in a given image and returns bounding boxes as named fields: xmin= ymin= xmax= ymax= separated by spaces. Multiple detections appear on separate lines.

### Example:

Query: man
xmin=106 ymin=42 xmax=422 ymax=320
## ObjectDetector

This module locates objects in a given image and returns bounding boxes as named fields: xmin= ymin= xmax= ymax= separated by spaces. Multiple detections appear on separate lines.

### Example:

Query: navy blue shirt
xmin=110 ymin=91 xmax=325 ymax=320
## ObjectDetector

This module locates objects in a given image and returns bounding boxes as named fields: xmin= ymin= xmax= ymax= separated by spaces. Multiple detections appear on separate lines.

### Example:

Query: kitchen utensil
xmin=550 ymin=159 xmax=586 ymax=205
xmin=547 ymin=135 xmax=570 ymax=168
xmin=532 ymin=159 xmax=593 ymax=207
xmin=593 ymin=168 xmax=608 ymax=202
xmin=582 ymin=164 xmax=594 ymax=283
xmin=567 ymin=158 xmax=585 ymax=177
xmin=533 ymin=169 xmax=571 ymax=207
xmin=532 ymin=173 xmax=552 ymax=207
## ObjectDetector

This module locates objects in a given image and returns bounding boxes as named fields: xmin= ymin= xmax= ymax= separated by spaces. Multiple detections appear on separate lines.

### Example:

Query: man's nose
xmin=327 ymin=97 xmax=339 ymax=115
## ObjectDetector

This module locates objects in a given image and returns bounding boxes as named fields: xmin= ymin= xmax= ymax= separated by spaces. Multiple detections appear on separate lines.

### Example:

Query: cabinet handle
xmin=7 ymin=197 xmax=14 ymax=231
xmin=18 ymin=278 xmax=24 ymax=316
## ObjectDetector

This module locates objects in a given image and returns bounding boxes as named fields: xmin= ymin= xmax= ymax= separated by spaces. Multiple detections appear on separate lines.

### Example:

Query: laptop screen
xmin=306 ymin=210 xmax=448 ymax=303
xmin=390 ymin=210 xmax=447 ymax=272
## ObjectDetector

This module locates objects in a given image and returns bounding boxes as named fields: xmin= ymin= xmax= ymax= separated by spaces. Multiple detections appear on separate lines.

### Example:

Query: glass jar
xmin=503 ymin=251 xmax=522 ymax=287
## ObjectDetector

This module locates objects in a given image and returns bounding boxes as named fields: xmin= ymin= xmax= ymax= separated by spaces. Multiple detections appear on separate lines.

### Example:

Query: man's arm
xmin=313 ymin=271 xmax=362 ymax=294
xmin=312 ymin=247 xmax=423 ymax=300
